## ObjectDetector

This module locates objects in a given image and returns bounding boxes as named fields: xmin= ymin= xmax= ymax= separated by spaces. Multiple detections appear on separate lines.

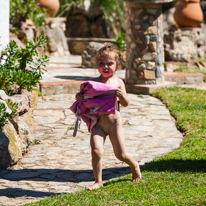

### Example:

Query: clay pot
xmin=173 ymin=0 xmax=203 ymax=27
xmin=38 ymin=0 xmax=60 ymax=17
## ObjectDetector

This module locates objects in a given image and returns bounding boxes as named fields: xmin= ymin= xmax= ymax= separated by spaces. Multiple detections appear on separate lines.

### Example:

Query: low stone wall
xmin=164 ymin=27 xmax=206 ymax=62
xmin=164 ymin=72 xmax=203 ymax=85
xmin=0 ymin=90 xmax=38 ymax=169
xmin=68 ymin=38 xmax=115 ymax=55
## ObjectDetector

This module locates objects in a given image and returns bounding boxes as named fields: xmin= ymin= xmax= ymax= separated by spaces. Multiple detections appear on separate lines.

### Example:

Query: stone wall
xmin=164 ymin=27 xmax=206 ymax=62
xmin=0 ymin=90 xmax=38 ymax=169
xmin=68 ymin=38 xmax=115 ymax=55
xmin=9 ymin=18 xmax=70 ymax=57
xmin=44 ymin=18 xmax=70 ymax=57
xmin=162 ymin=6 xmax=206 ymax=63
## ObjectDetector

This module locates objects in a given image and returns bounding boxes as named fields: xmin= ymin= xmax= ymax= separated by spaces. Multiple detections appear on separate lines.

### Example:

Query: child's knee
xmin=115 ymin=152 xmax=127 ymax=161
xmin=91 ymin=148 xmax=103 ymax=159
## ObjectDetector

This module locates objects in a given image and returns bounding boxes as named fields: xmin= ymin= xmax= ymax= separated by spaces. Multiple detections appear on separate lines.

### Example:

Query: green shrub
xmin=10 ymin=0 xmax=47 ymax=28
xmin=5 ymin=99 xmax=18 ymax=119
xmin=162 ymin=0 xmax=178 ymax=12
xmin=0 ymin=103 xmax=12 ymax=130
xmin=113 ymin=32 xmax=126 ymax=52
xmin=0 ymin=35 xmax=49 ymax=95
xmin=57 ymin=0 xmax=84 ymax=17
xmin=95 ymin=0 xmax=125 ymax=34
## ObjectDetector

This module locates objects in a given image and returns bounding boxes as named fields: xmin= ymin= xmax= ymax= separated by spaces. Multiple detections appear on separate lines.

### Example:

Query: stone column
xmin=123 ymin=0 xmax=174 ymax=93
xmin=0 ymin=0 xmax=9 ymax=53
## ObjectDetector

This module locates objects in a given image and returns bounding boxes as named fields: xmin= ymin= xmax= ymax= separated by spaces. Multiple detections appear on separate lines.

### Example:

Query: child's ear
xmin=116 ymin=63 xmax=121 ymax=70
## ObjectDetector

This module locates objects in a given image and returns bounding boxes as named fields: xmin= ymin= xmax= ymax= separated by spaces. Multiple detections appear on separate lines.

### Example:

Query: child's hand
xmin=75 ymin=92 xmax=84 ymax=101
xmin=115 ymin=88 xmax=123 ymax=98
xmin=115 ymin=87 xmax=129 ymax=107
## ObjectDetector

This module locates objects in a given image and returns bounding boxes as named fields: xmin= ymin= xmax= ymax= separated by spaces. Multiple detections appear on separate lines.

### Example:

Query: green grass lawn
xmin=24 ymin=86 xmax=206 ymax=206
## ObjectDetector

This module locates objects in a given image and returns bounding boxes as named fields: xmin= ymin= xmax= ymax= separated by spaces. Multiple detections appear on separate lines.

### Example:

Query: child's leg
xmin=109 ymin=123 xmax=141 ymax=182
xmin=88 ymin=124 xmax=106 ymax=190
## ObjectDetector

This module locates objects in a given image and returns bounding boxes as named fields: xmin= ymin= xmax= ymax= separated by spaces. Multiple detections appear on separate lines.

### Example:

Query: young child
xmin=75 ymin=44 xmax=141 ymax=190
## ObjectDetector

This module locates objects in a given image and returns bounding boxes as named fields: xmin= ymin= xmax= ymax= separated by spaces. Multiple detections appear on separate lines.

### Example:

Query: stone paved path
xmin=0 ymin=93 xmax=183 ymax=206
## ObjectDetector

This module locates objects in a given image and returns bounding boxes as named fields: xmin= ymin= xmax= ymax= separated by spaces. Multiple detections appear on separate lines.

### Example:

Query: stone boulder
xmin=0 ymin=90 xmax=38 ymax=169
xmin=0 ymin=130 xmax=11 ymax=170
xmin=9 ymin=32 xmax=25 ymax=48
xmin=81 ymin=42 xmax=104 ymax=68
xmin=8 ymin=92 xmax=31 ymax=114
xmin=0 ymin=90 xmax=9 ymax=100
xmin=3 ymin=121 xmax=22 ymax=163
xmin=16 ymin=107 xmax=34 ymax=153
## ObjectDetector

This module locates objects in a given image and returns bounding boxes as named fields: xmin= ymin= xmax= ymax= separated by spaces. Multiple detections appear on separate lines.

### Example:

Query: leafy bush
xmin=113 ymin=32 xmax=126 ymax=52
xmin=0 ymin=35 xmax=49 ymax=95
xmin=162 ymin=0 xmax=178 ymax=12
xmin=95 ymin=0 xmax=125 ymax=34
xmin=5 ymin=99 xmax=18 ymax=119
xmin=0 ymin=103 xmax=12 ymax=130
xmin=0 ymin=99 xmax=18 ymax=130
xmin=10 ymin=0 xmax=47 ymax=28
xmin=57 ymin=0 xmax=84 ymax=17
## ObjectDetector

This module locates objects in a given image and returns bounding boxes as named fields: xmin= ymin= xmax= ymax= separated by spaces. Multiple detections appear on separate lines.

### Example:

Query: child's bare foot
xmin=131 ymin=163 xmax=141 ymax=182
xmin=87 ymin=182 xmax=103 ymax=190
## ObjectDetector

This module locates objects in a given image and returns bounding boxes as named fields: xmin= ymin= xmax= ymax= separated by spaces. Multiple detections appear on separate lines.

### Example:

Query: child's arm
xmin=115 ymin=79 xmax=129 ymax=107
xmin=75 ymin=92 xmax=84 ymax=101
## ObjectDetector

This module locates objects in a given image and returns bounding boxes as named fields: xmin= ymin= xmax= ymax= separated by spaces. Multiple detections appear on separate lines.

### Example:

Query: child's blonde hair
xmin=96 ymin=44 xmax=122 ymax=68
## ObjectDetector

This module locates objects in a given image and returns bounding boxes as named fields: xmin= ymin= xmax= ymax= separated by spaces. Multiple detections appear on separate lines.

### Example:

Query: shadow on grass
xmin=142 ymin=159 xmax=206 ymax=173
xmin=0 ymin=166 xmax=131 ymax=198
xmin=103 ymin=178 xmax=131 ymax=187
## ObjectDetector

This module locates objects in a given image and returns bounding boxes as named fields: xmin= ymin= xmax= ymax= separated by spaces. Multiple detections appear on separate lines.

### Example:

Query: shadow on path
xmin=54 ymin=75 xmax=95 ymax=81
xmin=0 ymin=188 xmax=58 ymax=198
xmin=0 ymin=167 xmax=131 ymax=198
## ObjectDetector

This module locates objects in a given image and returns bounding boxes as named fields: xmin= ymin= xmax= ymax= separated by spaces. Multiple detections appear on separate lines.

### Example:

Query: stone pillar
xmin=0 ymin=0 xmax=9 ymax=53
xmin=123 ymin=0 xmax=173 ymax=87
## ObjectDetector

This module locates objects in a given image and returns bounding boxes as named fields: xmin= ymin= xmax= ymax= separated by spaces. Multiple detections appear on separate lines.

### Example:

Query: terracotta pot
xmin=173 ymin=0 xmax=203 ymax=27
xmin=38 ymin=0 xmax=60 ymax=17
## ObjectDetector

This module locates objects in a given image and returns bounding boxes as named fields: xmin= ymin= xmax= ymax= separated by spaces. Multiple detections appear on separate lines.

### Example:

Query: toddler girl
xmin=75 ymin=44 xmax=141 ymax=190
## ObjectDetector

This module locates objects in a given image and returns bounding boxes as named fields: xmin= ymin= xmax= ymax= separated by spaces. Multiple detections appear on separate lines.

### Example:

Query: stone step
xmin=40 ymin=80 xmax=83 ymax=95
xmin=40 ymin=72 xmax=203 ymax=95
xmin=164 ymin=72 xmax=203 ymax=85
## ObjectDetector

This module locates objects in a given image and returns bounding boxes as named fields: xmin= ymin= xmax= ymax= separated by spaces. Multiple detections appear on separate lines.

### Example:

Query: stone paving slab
xmin=0 ymin=93 xmax=183 ymax=206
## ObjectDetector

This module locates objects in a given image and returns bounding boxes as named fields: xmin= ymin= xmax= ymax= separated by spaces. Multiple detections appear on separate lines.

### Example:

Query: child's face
xmin=97 ymin=52 xmax=119 ymax=78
